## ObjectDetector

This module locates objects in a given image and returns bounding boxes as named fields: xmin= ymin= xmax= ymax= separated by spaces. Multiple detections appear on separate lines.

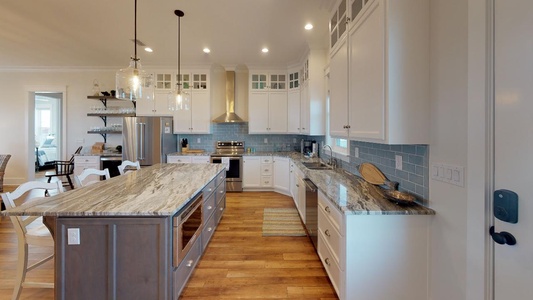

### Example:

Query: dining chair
xmin=118 ymin=160 xmax=141 ymax=175
xmin=74 ymin=168 xmax=110 ymax=187
xmin=44 ymin=146 xmax=82 ymax=190
xmin=0 ymin=154 xmax=12 ymax=210
xmin=1 ymin=180 xmax=63 ymax=300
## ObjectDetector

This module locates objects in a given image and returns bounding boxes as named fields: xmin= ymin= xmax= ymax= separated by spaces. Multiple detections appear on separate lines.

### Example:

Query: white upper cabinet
xmin=286 ymin=51 xmax=327 ymax=136
xmin=173 ymin=90 xmax=211 ymax=134
xmin=348 ymin=0 xmax=429 ymax=144
xmin=249 ymin=70 xmax=288 ymax=134
xmin=135 ymin=72 xmax=171 ymax=116
xmin=329 ymin=37 xmax=349 ymax=139
xmin=330 ymin=0 xmax=348 ymax=50
xmin=329 ymin=0 xmax=429 ymax=144
xmin=250 ymin=72 xmax=287 ymax=91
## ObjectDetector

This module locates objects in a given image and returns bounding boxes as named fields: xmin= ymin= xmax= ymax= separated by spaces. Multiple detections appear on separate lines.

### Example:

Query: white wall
xmin=428 ymin=0 xmax=469 ymax=299
xmin=0 ymin=69 xmax=120 ymax=184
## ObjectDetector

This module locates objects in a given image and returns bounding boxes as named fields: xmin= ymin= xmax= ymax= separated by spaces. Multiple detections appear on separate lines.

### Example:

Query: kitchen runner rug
xmin=262 ymin=208 xmax=307 ymax=237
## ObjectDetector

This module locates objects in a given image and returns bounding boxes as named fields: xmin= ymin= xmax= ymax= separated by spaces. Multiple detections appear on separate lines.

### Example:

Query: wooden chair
xmin=74 ymin=168 xmax=110 ymax=187
xmin=1 ymin=180 xmax=63 ymax=300
xmin=0 ymin=154 xmax=12 ymax=210
xmin=118 ymin=160 xmax=140 ymax=175
xmin=44 ymin=146 xmax=82 ymax=190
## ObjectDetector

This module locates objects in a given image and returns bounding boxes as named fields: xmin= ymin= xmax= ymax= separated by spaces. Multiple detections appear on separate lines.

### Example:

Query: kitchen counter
xmin=2 ymin=163 xmax=225 ymax=217
xmin=167 ymin=151 xmax=434 ymax=216
xmin=249 ymin=152 xmax=435 ymax=216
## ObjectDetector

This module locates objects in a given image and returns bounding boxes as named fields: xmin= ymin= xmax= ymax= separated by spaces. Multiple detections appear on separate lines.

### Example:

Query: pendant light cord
xmin=177 ymin=13 xmax=181 ymax=89
xmin=134 ymin=0 xmax=138 ymax=68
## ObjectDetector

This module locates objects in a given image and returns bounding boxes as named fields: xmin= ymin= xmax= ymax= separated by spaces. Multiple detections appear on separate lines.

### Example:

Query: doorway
xmin=26 ymin=87 xmax=67 ymax=181
xmin=34 ymin=93 xmax=62 ymax=175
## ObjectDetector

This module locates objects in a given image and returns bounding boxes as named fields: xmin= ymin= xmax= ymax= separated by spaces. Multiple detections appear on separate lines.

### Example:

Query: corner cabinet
xmin=329 ymin=0 xmax=429 ymax=144
xmin=86 ymin=96 xmax=135 ymax=142
xmin=317 ymin=190 xmax=430 ymax=300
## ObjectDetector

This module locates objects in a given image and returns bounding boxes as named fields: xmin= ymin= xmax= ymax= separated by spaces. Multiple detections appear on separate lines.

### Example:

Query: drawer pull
xmin=325 ymin=229 xmax=331 ymax=237
xmin=186 ymin=260 xmax=194 ymax=268
xmin=264 ymin=168 xmax=269 ymax=172
xmin=325 ymin=258 xmax=331 ymax=266
xmin=325 ymin=206 xmax=331 ymax=213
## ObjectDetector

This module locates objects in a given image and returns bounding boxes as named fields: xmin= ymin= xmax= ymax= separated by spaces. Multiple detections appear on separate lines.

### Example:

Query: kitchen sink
xmin=302 ymin=162 xmax=332 ymax=170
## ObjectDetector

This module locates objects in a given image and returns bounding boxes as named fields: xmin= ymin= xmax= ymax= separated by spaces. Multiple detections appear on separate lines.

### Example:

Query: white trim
xmin=466 ymin=0 xmax=492 ymax=299
xmin=24 ymin=85 xmax=68 ymax=181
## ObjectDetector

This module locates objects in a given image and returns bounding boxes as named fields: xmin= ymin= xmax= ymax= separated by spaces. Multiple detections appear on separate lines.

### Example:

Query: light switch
xmin=432 ymin=163 xmax=465 ymax=187
xmin=452 ymin=169 xmax=460 ymax=181
xmin=432 ymin=166 xmax=439 ymax=177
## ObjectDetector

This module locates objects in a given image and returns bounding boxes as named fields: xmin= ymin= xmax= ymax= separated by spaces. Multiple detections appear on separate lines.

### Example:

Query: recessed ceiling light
xmin=144 ymin=47 xmax=153 ymax=52
xmin=262 ymin=48 xmax=269 ymax=53
xmin=305 ymin=23 xmax=313 ymax=30
xmin=203 ymin=48 xmax=211 ymax=53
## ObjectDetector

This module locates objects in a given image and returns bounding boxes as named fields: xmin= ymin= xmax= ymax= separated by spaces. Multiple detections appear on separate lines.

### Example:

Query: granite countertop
xmin=76 ymin=152 xmax=122 ymax=157
xmin=169 ymin=151 xmax=434 ymax=216
xmin=2 ymin=163 xmax=225 ymax=217
xmin=167 ymin=151 xmax=213 ymax=156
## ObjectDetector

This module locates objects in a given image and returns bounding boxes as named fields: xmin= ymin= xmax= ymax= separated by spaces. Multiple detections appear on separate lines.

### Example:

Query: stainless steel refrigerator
xmin=122 ymin=116 xmax=177 ymax=166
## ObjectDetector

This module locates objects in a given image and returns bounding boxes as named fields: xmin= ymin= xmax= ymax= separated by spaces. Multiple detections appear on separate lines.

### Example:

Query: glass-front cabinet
xmin=250 ymin=72 xmax=286 ymax=91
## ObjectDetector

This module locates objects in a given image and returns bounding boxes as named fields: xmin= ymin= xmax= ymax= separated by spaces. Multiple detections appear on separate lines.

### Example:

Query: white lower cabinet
xmin=243 ymin=156 xmax=261 ymax=188
xmin=74 ymin=156 xmax=101 ymax=184
xmin=243 ymin=156 xmax=291 ymax=195
xmin=317 ymin=190 xmax=429 ymax=300
xmin=273 ymin=157 xmax=289 ymax=195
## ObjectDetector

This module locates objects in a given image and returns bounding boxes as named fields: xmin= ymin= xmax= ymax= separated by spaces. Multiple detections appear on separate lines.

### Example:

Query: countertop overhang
xmin=2 ymin=163 xmax=225 ymax=217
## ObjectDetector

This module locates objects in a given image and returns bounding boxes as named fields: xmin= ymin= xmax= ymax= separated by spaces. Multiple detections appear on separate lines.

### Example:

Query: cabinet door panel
xmin=329 ymin=39 xmax=349 ymax=138
xmin=248 ymin=92 xmax=269 ymax=133
xmin=349 ymin=1 xmax=385 ymax=140
xmin=173 ymin=109 xmax=191 ymax=133
xmin=268 ymin=92 xmax=288 ymax=133
xmin=190 ymin=91 xmax=210 ymax=133
xmin=287 ymin=89 xmax=301 ymax=133
xmin=243 ymin=157 xmax=261 ymax=188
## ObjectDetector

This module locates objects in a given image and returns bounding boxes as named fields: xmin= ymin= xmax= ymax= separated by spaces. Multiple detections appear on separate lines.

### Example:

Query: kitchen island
xmin=2 ymin=163 xmax=226 ymax=300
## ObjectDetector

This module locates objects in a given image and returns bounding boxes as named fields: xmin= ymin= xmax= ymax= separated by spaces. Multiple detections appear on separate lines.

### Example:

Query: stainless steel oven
xmin=210 ymin=141 xmax=244 ymax=192
xmin=173 ymin=193 xmax=203 ymax=267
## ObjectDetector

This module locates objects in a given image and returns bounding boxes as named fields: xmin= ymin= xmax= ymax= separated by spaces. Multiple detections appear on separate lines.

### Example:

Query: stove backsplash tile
xmin=176 ymin=123 xmax=324 ymax=153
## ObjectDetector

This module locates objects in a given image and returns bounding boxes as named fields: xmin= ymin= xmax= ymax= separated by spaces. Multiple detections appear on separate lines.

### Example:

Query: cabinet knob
xmin=325 ymin=206 xmax=331 ymax=213
xmin=325 ymin=229 xmax=331 ymax=237
xmin=207 ymin=206 xmax=213 ymax=210
xmin=207 ymin=227 xmax=213 ymax=232
xmin=324 ymin=258 xmax=331 ymax=266
xmin=186 ymin=260 xmax=194 ymax=268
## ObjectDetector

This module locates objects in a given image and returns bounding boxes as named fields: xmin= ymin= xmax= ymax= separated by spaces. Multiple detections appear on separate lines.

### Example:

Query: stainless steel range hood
xmin=212 ymin=71 xmax=246 ymax=123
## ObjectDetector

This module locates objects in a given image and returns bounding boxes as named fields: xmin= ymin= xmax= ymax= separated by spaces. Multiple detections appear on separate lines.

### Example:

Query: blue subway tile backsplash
xmin=177 ymin=123 xmax=429 ymax=203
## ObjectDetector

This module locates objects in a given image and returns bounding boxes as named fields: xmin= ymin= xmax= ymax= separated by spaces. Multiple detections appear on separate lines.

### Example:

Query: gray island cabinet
xmin=3 ymin=163 xmax=226 ymax=300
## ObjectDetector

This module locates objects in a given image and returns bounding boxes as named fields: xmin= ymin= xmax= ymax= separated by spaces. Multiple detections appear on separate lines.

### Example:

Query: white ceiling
xmin=0 ymin=0 xmax=335 ymax=69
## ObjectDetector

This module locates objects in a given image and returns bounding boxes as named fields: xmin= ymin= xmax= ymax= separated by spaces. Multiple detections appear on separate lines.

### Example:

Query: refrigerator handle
xmin=139 ymin=123 xmax=145 ymax=160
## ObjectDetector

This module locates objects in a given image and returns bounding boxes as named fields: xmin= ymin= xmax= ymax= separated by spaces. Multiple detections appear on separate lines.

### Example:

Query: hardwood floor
xmin=0 ymin=191 xmax=337 ymax=300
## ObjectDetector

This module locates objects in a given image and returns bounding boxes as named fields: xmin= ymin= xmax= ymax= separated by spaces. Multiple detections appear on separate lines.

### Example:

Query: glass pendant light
xmin=116 ymin=0 xmax=153 ymax=102
xmin=168 ymin=10 xmax=190 ymax=111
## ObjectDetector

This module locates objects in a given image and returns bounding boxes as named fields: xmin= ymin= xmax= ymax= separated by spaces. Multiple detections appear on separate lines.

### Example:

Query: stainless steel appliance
xmin=210 ymin=141 xmax=244 ymax=192
xmin=122 ymin=116 xmax=177 ymax=166
xmin=173 ymin=193 xmax=203 ymax=267
xmin=304 ymin=178 xmax=318 ymax=249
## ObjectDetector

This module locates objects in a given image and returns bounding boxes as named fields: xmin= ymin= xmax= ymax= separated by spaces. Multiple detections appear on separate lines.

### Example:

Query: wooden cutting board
xmin=358 ymin=163 xmax=388 ymax=185
xmin=182 ymin=149 xmax=205 ymax=153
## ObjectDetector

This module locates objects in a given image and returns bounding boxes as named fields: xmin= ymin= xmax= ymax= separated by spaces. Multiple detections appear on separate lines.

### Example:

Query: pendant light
xmin=116 ymin=0 xmax=153 ymax=101
xmin=168 ymin=10 xmax=190 ymax=111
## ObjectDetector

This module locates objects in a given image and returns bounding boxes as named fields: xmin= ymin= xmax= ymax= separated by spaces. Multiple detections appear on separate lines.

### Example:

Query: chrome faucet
xmin=323 ymin=144 xmax=336 ymax=168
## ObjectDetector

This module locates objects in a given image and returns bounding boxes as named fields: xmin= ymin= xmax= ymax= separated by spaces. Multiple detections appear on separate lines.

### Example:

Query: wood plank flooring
xmin=0 ymin=190 xmax=337 ymax=300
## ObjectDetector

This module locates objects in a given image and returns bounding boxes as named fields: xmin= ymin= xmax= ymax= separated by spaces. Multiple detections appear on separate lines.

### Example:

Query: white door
xmin=494 ymin=0 xmax=533 ymax=298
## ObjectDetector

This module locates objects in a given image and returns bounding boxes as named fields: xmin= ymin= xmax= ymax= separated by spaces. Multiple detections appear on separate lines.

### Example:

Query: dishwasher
xmin=304 ymin=178 xmax=318 ymax=250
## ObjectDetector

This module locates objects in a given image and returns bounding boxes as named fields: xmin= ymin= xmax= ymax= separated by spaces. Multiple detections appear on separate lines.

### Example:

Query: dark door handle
xmin=490 ymin=226 xmax=516 ymax=245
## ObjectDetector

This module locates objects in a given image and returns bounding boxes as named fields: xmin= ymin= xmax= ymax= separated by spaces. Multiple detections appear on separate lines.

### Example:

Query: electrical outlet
xmin=67 ymin=228 xmax=80 ymax=245
xmin=197 ymin=138 xmax=201 ymax=143
xmin=264 ymin=138 xmax=268 ymax=144
xmin=354 ymin=147 xmax=359 ymax=158
xmin=395 ymin=155 xmax=403 ymax=170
